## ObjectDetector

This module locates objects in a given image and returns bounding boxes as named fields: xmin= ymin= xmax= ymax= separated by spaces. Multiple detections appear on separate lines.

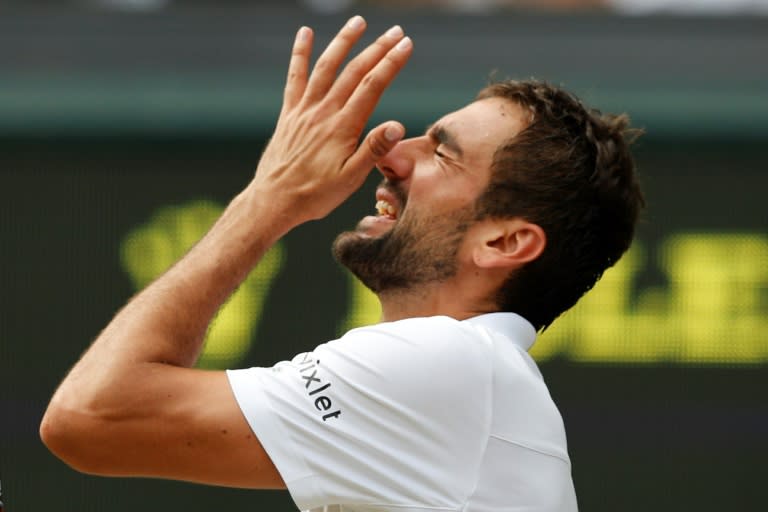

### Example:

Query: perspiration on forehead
xmin=476 ymin=86 xmax=537 ymax=128
xmin=471 ymin=98 xmax=530 ymax=164
xmin=483 ymin=98 xmax=532 ymax=153
xmin=497 ymin=97 xmax=535 ymax=128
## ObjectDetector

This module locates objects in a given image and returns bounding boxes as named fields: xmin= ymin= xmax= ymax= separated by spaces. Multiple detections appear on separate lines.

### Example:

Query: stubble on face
xmin=332 ymin=182 xmax=474 ymax=294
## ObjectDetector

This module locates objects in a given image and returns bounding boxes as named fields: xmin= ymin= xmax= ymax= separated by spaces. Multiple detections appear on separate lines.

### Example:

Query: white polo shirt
xmin=227 ymin=313 xmax=577 ymax=512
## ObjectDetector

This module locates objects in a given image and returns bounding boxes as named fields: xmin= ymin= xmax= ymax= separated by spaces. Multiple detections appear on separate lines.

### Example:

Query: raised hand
xmin=250 ymin=16 xmax=412 ymax=226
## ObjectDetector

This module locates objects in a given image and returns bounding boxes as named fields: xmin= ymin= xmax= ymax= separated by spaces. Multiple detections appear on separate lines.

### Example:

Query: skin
xmin=39 ymin=16 xmax=546 ymax=490
xmin=334 ymin=96 xmax=538 ymax=319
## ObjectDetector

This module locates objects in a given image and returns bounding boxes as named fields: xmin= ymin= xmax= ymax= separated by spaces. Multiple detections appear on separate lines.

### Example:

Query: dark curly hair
xmin=474 ymin=80 xmax=645 ymax=331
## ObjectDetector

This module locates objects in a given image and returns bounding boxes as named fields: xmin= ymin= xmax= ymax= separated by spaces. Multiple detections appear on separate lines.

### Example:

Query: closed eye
xmin=426 ymin=123 xmax=464 ymax=160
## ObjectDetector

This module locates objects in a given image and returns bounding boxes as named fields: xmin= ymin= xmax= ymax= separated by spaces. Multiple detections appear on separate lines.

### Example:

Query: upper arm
xmin=40 ymin=365 xmax=285 ymax=489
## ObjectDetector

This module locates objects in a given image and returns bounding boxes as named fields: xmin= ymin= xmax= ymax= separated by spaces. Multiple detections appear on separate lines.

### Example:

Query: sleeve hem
xmin=226 ymin=368 xmax=316 ymax=510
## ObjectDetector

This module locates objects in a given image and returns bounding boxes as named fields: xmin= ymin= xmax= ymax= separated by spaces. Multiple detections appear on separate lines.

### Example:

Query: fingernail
xmin=385 ymin=124 xmax=403 ymax=142
xmin=347 ymin=15 xmax=365 ymax=30
xmin=386 ymin=25 xmax=404 ymax=39
xmin=297 ymin=26 xmax=309 ymax=43
xmin=396 ymin=36 xmax=412 ymax=52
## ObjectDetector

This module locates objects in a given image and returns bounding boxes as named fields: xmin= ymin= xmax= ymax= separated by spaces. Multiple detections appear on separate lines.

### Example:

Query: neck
xmin=377 ymin=280 xmax=497 ymax=323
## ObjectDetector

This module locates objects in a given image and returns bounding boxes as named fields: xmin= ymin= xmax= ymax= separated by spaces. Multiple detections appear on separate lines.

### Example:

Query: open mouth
xmin=375 ymin=199 xmax=398 ymax=220
xmin=356 ymin=194 xmax=399 ymax=238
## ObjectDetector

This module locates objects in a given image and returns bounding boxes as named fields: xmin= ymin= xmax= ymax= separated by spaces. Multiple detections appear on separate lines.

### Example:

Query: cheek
xmin=410 ymin=183 xmax=481 ymax=216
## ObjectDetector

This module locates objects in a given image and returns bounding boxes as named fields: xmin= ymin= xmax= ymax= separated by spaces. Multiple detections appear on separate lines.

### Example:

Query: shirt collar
xmin=462 ymin=312 xmax=537 ymax=351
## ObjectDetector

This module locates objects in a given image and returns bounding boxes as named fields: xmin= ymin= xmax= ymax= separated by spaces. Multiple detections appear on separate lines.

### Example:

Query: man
xmin=40 ymin=15 xmax=643 ymax=512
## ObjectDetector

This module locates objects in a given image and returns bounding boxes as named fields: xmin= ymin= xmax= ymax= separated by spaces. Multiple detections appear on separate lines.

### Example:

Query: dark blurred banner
xmin=1 ymin=8 xmax=766 ymax=512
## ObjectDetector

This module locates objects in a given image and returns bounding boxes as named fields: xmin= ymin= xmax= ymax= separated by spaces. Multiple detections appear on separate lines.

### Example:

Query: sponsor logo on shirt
xmin=294 ymin=352 xmax=342 ymax=422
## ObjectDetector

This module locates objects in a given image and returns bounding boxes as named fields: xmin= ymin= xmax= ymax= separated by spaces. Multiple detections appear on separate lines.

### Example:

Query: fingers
xmin=282 ymin=17 xmax=412 ymax=121
xmin=341 ymin=37 xmax=413 ymax=133
xmin=282 ymin=26 xmax=314 ymax=111
xmin=343 ymin=121 xmax=405 ymax=178
xmin=325 ymin=25 xmax=405 ymax=106
xmin=302 ymin=15 xmax=367 ymax=103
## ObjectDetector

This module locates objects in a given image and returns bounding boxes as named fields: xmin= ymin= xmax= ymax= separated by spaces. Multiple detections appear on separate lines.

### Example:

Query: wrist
xmin=238 ymin=181 xmax=305 ymax=237
xmin=215 ymin=186 xmax=292 ymax=254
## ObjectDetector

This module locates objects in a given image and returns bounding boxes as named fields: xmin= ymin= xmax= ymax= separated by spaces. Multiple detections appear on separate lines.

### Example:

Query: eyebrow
xmin=426 ymin=123 xmax=464 ymax=158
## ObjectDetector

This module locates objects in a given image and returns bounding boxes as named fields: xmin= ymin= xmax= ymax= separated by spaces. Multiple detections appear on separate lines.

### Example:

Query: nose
xmin=376 ymin=136 xmax=419 ymax=181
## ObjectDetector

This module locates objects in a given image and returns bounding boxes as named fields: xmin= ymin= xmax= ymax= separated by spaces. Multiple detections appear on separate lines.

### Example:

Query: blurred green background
xmin=1 ymin=3 xmax=767 ymax=511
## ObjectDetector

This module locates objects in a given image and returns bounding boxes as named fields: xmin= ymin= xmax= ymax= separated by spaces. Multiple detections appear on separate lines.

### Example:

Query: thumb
xmin=344 ymin=121 xmax=405 ymax=176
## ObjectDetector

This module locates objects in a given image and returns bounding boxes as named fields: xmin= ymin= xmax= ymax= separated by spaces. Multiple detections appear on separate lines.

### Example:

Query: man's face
xmin=333 ymin=97 xmax=527 ymax=293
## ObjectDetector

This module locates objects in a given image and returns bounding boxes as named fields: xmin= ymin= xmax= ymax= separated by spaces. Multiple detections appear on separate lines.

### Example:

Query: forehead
xmin=436 ymin=97 xmax=528 ymax=164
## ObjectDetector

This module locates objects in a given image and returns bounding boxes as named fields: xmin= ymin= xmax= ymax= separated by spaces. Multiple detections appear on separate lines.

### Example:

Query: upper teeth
xmin=376 ymin=200 xmax=397 ymax=217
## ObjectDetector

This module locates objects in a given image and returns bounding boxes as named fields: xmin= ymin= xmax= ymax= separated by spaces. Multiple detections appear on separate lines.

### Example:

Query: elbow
xmin=40 ymin=403 xmax=86 ymax=472
xmin=40 ymin=402 xmax=109 ymax=476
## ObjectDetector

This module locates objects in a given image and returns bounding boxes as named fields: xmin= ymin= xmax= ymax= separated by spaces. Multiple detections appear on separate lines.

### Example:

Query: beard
xmin=332 ymin=197 xmax=474 ymax=294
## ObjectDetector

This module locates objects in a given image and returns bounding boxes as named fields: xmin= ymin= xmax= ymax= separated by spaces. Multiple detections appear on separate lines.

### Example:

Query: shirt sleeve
xmin=226 ymin=316 xmax=493 ymax=511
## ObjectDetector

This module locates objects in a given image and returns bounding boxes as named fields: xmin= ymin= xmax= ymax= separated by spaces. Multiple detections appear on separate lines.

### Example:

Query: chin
xmin=331 ymin=226 xmax=388 ymax=276
xmin=333 ymin=230 xmax=365 ymax=248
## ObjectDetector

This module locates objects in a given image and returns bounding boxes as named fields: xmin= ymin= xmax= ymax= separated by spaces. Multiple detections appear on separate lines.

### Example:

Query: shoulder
xmin=309 ymin=316 xmax=495 ymax=412
xmin=339 ymin=315 xmax=489 ymax=349
xmin=326 ymin=315 xmax=493 ymax=374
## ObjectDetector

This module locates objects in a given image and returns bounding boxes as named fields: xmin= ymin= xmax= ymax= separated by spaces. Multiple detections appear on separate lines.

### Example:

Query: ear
xmin=472 ymin=219 xmax=546 ymax=270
